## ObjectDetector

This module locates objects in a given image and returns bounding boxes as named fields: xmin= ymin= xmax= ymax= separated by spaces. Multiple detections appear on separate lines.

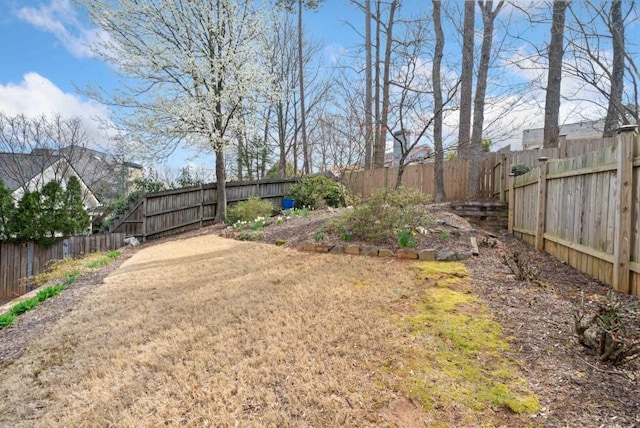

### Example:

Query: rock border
xmin=301 ymin=241 xmax=472 ymax=261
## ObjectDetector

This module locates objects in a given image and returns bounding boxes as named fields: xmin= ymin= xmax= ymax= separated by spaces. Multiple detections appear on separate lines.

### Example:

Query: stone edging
xmin=300 ymin=241 xmax=472 ymax=261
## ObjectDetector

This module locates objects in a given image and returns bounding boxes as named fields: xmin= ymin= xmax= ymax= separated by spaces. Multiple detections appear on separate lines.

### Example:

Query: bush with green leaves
xmin=226 ymin=197 xmax=275 ymax=225
xmin=287 ymin=175 xmax=345 ymax=209
xmin=0 ymin=181 xmax=16 ymax=240
xmin=331 ymin=187 xmax=433 ymax=243
xmin=511 ymin=164 xmax=532 ymax=177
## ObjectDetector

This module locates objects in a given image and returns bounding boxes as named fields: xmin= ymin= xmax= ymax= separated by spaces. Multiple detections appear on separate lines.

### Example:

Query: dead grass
xmin=0 ymin=235 xmax=535 ymax=427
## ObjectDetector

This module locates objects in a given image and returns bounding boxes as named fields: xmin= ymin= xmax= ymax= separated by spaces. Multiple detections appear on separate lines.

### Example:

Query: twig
xmin=573 ymin=352 xmax=633 ymax=379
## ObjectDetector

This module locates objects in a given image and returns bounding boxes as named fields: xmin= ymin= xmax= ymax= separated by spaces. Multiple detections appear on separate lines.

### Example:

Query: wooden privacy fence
xmin=0 ymin=233 xmax=126 ymax=299
xmin=342 ymin=157 xmax=496 ymax=200
xmin=110 ymin=178 xmax=299 ymax=241
xmin=492 ymin=137 xmax=615 ymax=201
xmin=508 ymin=126 xmax=639 ymax=295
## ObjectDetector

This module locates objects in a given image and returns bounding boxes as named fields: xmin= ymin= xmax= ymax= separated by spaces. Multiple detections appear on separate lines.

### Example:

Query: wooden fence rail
xmin=0 ymin=233 xmax=126 ymax=300
xmin=109 ymin=178 xmax=300 ymax=241
xmin=508 ymin=127 xmax=639 ymax=295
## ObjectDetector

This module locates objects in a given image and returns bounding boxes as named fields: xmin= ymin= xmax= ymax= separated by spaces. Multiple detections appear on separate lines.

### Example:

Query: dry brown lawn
xmin=0 ymin=235 xmax=427 ymax=427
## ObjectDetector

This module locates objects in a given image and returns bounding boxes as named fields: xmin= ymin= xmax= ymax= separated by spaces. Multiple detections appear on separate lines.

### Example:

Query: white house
xmin=522 ymin=119 xmax=605 ymax=150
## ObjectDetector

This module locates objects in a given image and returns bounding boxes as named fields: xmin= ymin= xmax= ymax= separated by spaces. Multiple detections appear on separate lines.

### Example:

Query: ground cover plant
xmin=404 ymin=262 xmax=539 ymax=420
xmin=0 ymin=251 xmax=121 ymax=330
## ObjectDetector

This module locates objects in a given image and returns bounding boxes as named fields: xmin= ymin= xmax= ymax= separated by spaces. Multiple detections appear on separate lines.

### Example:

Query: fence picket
xmin=0 ymin=233 xmax=126 ymax=299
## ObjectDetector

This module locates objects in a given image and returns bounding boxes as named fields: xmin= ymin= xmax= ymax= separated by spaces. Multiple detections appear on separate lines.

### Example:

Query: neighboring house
xmin=522 ymin=119 xmax=605 ymax=150
xmin=384 ymin=144 xmax=432 ymax=167
xmin=0 ymin=147 xmax=143 ymax=230
xmin=0 ymin=153 xmax=101 ymax=210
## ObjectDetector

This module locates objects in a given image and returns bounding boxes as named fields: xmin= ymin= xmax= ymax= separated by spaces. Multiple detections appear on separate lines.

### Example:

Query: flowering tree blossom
xmin=81 ymin=0 xmax=274 ymax=221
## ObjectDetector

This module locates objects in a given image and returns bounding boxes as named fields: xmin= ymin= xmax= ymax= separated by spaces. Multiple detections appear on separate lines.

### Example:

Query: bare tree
xmin=364 ymin=0 xmax=373 ymax=169
xmin=468 ymin=0 xmax=504 ymax=200
xmin=603 ymin=0 xmax=625 ymax=137
xmin=375 ymin=0 xmax=398 ymax=169
xmin=0 ymin=112 xmax=124 ymax=205
xmin=432 ymin=0 xmax=446 ymax=202
xmin=543 ymin=0 xmax=568 ymax=148
xmin=564 ymin=1 xmax=639 ymax=129
xmin=386 ymin=15 xmax=458 ymax=188
xmin=457 ymin=0 xmax=475 ymax=160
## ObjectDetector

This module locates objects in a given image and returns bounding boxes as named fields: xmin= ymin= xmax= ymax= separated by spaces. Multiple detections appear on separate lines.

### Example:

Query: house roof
xmin=0 ymin=152 xmax=60 ymax=191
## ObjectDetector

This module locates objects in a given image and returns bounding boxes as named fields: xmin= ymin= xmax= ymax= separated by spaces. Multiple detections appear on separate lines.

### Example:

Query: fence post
xmin=499 ymin=154 xmax=507 ymax=202
xmin=199 ymin=185 xmax=204 ymax=228
xmin=508 ymin=172 xmax=515 ymax=234
xmin=141 ymin=196 xmax=147 ymax=243
xmin=558 ymin=134 xmax=567 ymax=158
xmin=613 ymin=125 xmax=636 ymax=294
xmin=535 ymin=157 xmax=548 ymax=251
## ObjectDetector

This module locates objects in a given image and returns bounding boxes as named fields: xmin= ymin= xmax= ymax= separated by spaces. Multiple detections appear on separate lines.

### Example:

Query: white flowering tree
xmin=81 ymin=0 xmax=274 ymax=221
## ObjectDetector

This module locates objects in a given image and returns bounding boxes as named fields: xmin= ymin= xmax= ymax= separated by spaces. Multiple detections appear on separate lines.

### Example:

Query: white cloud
xmin=0 ymin=72 xmax=113 ymax=148
xmin=16 ymin=0 xmax=102 ymax=58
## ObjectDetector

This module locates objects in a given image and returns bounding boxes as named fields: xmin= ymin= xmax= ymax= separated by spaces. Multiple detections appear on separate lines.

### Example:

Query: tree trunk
xmin=214 ymin=144 xmax=227 ymax=223
xmin=603 ymin=0 xmax=624 ymax=138
xmin=364 ymin=0 xmax=373 ymax=169
xmin=376 ymin=0 xmax=398 ymax=169
xmin=432 ymin=0 xmax=446 ymax=202
xmin=543 ymin=0 xmax=567 ymax=149
xmin=236 ymin=128 xmax=244 ymax=181
xmin=277 ymin=102 xmax=287 ymax=178
xmin=373 ymin=0 xmax=381 ymax=169
xmin=458 ymin=0 xmax=475 ymax=160
xmin=468 ymin=1 xmax=503 ymax=200
xmin=298 ymin=0 xmax=310 ymax=173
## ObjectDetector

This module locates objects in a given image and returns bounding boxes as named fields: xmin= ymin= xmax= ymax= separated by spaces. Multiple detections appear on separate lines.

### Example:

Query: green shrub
xmin=10 ymin=298 xmax=39 ymax=316
xmin=227 ymin=197 xmax=275 ymax=224
xmin=0 ymin=313 xmax=15 ymax=329
xmin=511 ymin=164 xmax=532 ymax=177
xmin=287 ymin=176 xmax=346 ymax=209
xmin=332 ymin=187 xmax=433 ymax=243
xmin=397 ymin=229 xmax=418 ymax=248
xmin=236 ymin=230 xmax=264 ymax=241
xmin=36 ymin=284 xmax=66 ymax=302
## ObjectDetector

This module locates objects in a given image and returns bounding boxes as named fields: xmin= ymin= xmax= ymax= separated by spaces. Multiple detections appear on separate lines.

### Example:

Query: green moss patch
xmin=401 ymin=261 xmax=539 ymax=421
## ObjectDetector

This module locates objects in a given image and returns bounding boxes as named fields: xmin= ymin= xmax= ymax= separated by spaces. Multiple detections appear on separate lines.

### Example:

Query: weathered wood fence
xmin=109 ymin=178 xmax=299 ymax=241
xmin=342 ymin=157 xmax=496 ymax=200
xmin=492 ymin=137 xmax=615 ymax=201
xmin=0 ymin=233 xmax=126 ymax=299
xmin=508 ymin=127 xmax=639 ymax=296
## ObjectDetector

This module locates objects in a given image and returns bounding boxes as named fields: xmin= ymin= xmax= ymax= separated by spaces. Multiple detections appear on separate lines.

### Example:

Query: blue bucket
xmin=282 ymin=198 xmax=295 ymax=210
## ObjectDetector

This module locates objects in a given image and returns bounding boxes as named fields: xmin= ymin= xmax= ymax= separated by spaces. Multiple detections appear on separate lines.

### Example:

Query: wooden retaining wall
xmin=110 ymin=178 xmax=299 ymax=241
xmin=0 ymin=233 xmax=126 ymax=299
xmin=508 ymin=127 xmax=639 ymax=295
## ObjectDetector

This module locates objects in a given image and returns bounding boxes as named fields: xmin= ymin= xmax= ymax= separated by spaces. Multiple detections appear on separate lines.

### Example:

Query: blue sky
xmin=0 ymin=0 xmax=366 ymax=172
xmin=0 ymin=0 xmax=614 ymax=174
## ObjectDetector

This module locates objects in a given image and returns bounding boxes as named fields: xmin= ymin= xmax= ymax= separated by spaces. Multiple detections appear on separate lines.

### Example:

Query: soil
xmin=0 ymin=205 xmax=638 ymax=427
